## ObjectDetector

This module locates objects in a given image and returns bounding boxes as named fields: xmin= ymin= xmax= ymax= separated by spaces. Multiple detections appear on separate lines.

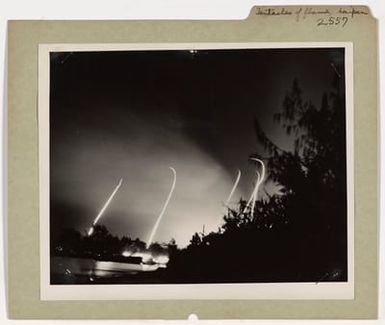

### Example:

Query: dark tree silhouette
xmin=166 ymin=71 xmax=347 ymax=283
xmin=248 ymin=75 xmax=347 ymax=281
xmin=52 ymin=227 xmax=83 ymax=256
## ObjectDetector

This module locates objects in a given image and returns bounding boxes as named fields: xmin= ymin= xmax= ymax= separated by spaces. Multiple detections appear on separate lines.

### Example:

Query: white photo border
xmin=38 ymin=42 xmax=354 ymax=300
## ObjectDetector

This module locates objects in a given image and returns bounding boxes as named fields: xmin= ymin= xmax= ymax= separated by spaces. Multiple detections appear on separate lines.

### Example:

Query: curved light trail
xmin=243 ymin=158 xmax=266 ymax=215
xmin=146 ymin=167 xmax=176 ymax=248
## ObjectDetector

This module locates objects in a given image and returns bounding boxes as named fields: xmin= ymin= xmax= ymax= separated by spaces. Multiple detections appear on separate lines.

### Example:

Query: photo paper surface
xmin=39 ymin=43 xmax=354 ymax=300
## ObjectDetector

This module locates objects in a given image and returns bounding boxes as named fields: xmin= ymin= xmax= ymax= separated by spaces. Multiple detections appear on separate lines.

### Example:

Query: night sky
xmin=50 ymin=47 xmax=344 ymax=247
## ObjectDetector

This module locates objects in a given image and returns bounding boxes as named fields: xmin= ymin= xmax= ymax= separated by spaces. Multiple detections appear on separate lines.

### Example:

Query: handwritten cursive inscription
xmin=255 ymin=8 xmax=293 ymax=16
xmin=338 ymin=7 xmax=369 ymax=18
xmin=254 ymin=6 xmax=369 ymax=28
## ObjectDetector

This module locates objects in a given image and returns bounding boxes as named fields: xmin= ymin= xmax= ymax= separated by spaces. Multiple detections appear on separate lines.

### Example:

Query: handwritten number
xmin=317 ymin=18 xmax=327 ymax=26
xmin=317 ymin=16 xmax=348 ymax=27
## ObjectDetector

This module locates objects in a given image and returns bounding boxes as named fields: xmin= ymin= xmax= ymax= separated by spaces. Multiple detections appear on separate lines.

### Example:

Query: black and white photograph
xmin=39 ymin=43 xmax=353 ymax=299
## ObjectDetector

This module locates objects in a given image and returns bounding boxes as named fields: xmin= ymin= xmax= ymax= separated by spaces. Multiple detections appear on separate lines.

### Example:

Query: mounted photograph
xmin=38 ymin=43 xmax=354 ymax=300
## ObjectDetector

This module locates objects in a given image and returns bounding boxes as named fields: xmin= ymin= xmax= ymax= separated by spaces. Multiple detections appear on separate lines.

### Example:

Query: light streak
xmin=250 ymin=171 xmax=261 ymax=215
xmin=245 ymin=172 xmax=259 ymax=209
xmin=88 ymin=178 xmax=123 ymax=236
xmin=146 ymin=167 xmax=176 ymax=248
xmin=224 ymin=169 xmax=241 ymax=208
xmin=243 ymin=158 xmax=266 ymax=215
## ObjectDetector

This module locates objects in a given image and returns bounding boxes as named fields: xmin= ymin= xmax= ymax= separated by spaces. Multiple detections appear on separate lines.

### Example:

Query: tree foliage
xmin=167 ymin=73 xmax=347 ymax=282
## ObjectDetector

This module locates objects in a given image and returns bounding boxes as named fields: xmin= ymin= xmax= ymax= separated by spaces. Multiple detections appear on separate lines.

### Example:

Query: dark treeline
xmin=52 ymin=73 xmax=347 ymax=283
xmin=51 ymin=224 xmax=174 ymax=262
